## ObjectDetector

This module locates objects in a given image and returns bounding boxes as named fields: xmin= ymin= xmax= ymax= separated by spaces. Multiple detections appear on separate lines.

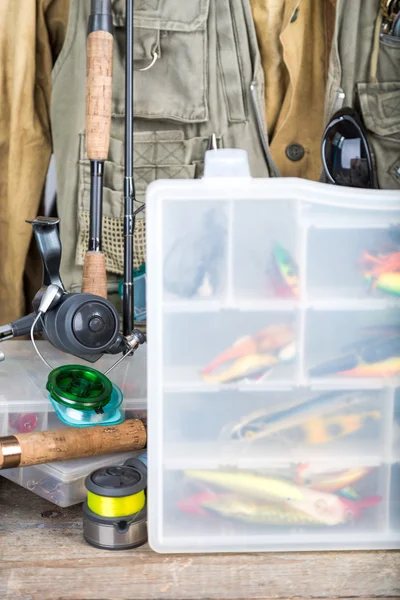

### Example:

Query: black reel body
xmin=41 ymin=292 xmax=123 ymax=363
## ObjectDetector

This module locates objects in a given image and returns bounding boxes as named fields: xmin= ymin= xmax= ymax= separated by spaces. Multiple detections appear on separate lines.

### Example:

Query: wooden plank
xmin=0 ymin=479 xmax=399 ymax=600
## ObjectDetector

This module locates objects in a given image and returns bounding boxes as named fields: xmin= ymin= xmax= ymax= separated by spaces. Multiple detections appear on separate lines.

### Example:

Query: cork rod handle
xmin=86 ymin=30 xmax=114 ymax=161
xmin=0 ymin=419 xmax=147 ymax=469
xmin=82 ymin=251 xmax=108 ymax=298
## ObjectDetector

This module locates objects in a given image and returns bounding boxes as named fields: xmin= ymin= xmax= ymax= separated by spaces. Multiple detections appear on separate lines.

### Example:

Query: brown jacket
xmin=251 ymin=0 xmax=336 ymax=180
xmin=0 ymin=0 xmax=69 ymax=323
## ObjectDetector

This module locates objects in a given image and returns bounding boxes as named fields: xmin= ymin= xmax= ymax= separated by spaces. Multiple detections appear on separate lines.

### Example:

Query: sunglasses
xmin=322 ymin=108 xmax=374 ymax=188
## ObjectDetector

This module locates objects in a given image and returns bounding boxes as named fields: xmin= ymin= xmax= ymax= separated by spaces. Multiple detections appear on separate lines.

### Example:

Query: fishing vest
xmin=51 ymin=0 xmax=273 ymax=293
xmin=325 ymin=0 xmax=400 ymax=189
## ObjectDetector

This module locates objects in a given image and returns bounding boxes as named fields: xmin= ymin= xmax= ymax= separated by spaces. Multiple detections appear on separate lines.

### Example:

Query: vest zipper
xmin=250 ymin=81 xmax=280 ymax=177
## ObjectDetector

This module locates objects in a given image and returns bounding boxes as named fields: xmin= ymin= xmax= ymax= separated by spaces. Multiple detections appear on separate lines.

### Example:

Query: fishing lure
xmin=229 ymin=391 xmax=374 ymax=442
xmin=184 ymin=470 xmax=381 ymax=525
xmin=300 ymin=411 xmax=381 ymax=445
xmin=363 ymin=250 xmax=400 ymax=297
xmin=163 ymin=209 xmax=226 ymax=298
xmin=204 ymin=496 xmax=325 ymax=525
xmin=180 ymin=492 xmax=327 ymax=526
xmin=180 ymin=487 xmax=381 ymax=527
xmin=202 ymin=324 xmax=294 ymax=375
xmin=201 ymin=323 xmax=295 ymax=384
xmin=185 ymin=470 xmax=312 ymax=501
xmin=365 ymin=272 xmax=400 ymax=297
xmin=362 ymin=250 xmax=400 ymax=278
xmin=341 ymin=356 xmax=400 ymax=377
xmin=202 ymin=353 xmax=278 ymax=384
xmin=309 ymin=336 xmax=400 ymax=378
xmin=278 ymin=341 xmax=296 ymax=362
xmin=337 ymin=487 xmax=360 ymax=500
xmin=270 ymin=243 xmax=299 ymax=297
xmin=296 ymin=465 xmax=372 ymax=493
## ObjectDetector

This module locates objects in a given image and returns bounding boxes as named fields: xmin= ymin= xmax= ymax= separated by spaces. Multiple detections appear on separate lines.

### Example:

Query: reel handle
xmin=26 ymin=217 xmax=65 ymax=291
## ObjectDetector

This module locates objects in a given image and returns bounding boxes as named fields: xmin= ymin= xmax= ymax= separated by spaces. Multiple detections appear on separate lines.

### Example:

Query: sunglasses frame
xmin=322 ymin=108 xmax=375 ymax=188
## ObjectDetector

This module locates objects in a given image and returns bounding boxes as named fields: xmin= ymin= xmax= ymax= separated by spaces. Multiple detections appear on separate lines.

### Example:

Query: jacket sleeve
xmin=0 ymin=0 xmax=70 ymax=324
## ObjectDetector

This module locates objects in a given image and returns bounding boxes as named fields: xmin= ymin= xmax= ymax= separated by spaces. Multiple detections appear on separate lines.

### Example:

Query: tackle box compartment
xmin=146 ymin=150 xmax=400 ymax=553
xmin=0 ymin=341 xmax=147 ymax=507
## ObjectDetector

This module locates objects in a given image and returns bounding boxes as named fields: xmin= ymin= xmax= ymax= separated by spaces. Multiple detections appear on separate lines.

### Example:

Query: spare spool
xmin=83 ymin=458 xmax=147 ymax=550
xmin=46 ymin=365 xmax=124 ymax=427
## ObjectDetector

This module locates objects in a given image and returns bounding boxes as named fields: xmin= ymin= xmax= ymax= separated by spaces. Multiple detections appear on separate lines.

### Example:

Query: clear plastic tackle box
xmin=0 ymin=341 xmax=147 ymax=507
xmin=146 ymin=150 xmax=400 ymax=553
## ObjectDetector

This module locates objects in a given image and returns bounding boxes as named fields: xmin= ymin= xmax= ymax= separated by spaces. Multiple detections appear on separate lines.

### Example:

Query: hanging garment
xmin=325 ymin=0 xmax=400 ymax=189
xmin=0 ymin=0 xmax=70 ymax=323
xmin=51 ymin=0 xmax=272 ymax=293
xmin=250 ymin=0 xmax=336 ymax=181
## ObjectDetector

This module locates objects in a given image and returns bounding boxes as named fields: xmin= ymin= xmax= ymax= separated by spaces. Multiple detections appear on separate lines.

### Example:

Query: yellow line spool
xmin=83 ymin=458 xmax=148 ymax=550
xmin=87 ymin=489 xmax=145 ymax=517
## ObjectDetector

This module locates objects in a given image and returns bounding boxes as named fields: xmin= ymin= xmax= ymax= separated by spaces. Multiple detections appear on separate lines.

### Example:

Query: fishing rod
xmin=123 ymin=0 xmax=135 ymax=336
xmin=82 ymin=0 xmax=114 ymax=299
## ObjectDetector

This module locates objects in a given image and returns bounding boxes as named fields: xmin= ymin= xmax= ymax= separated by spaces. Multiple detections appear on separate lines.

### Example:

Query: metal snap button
xmin=286 ymin=143 xmax=305 ymax=161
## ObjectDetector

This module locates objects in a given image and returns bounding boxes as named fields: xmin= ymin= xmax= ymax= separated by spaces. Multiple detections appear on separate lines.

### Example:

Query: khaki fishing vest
xmin=51 ymin=0 xmax=272 ymax=293
xmin=325 ymin=0 xmax=400 ymax=189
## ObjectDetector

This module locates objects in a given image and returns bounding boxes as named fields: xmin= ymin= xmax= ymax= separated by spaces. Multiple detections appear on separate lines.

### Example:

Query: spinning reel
xmin=0 ymin=217 xmax=145 ymax=364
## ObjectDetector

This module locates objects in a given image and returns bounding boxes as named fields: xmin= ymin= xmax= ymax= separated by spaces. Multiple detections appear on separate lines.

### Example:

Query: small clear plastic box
xmin=0 ymin=341 xmax=147 ymax=507
xmin=146 ymin=150 xmax=400 ymax=553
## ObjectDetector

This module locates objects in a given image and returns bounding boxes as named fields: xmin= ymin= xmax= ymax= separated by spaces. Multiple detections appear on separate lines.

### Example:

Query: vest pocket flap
xmin=358 ymin=82 xmax=400 ymax=137
xmin=112 ymin=0 xmax=210 ymax=32
xmin=112 ymin=4 xmax=209 ymax=122
xmin=111 ymin=1 xmax=210 ymax=122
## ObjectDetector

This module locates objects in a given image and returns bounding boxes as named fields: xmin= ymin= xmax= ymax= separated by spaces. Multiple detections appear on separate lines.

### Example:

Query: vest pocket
xmin=378 ymin=34 xmax=400 ymax=83
xmin=111 ymin=0 xmax=210 ymax=123
xmin=358 ymin=82 xmax=400 ymax=189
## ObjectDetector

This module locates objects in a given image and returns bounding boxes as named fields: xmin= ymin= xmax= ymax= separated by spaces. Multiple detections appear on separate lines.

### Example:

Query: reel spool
xmin=83 ymin=458 xmax=147 ymax=550
xmin=46 ymin=365 xmax=124 ymax=427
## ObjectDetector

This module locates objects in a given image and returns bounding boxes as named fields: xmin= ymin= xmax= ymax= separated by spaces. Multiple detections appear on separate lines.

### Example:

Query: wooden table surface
xmin=0 ymin=478 xmax=399 ymax=600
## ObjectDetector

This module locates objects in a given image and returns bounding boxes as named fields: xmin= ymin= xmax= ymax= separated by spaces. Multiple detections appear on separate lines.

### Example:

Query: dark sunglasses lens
xmin=324 ymin=118 xmax=371 ymax=187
